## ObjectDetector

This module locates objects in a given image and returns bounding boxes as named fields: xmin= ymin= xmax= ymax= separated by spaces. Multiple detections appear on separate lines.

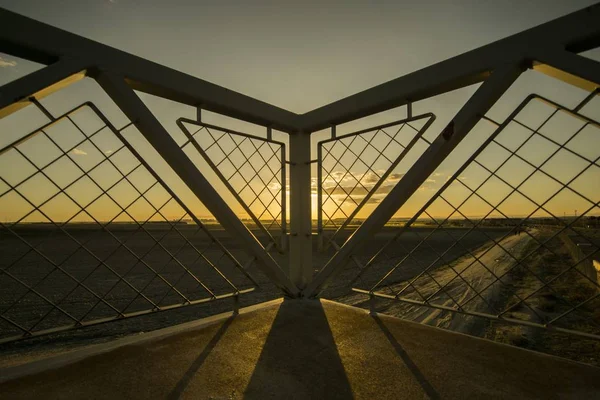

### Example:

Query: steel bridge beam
xmin=2 ymin=5 xmax=599 ymax=135
xmin=533 ymin=48 xmax=600 ymax=92
xmin=0 ymin=9 xmax=301 ymax=134
xmin=288 ymin=132 xmax=313 ymax=289
xmin=298 ymin=4 xmax=600 ymax=132
xmin=304 ymin=64 xmax=523 ymax=297
xmin=0 ymin=58 xmax=87 ymax=118
xmin=95 ymin=72 xmax=299 ymax=297
xmin=1 ymin=4 xmax=599 ymax=299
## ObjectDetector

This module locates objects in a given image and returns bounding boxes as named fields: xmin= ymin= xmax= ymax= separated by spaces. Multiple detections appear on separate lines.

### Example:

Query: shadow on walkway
xmin=168 ymin=316 xmax=235 ymax=400
xmin=372 ymin=314 xmax=440 ymax=399
xmin=245 ymin=299 xmax=353 ymax=399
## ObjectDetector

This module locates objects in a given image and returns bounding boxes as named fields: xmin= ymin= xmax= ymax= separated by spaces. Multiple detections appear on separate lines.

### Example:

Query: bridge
xmin=0 ymin=4 xmax=599 ymax=398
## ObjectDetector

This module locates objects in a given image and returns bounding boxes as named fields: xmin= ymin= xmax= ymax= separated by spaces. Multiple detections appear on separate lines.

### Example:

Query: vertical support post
xmin=232 ymin=294 xmax=240 ymax=316
xmin=317 ymin=124 xmax=336 ymax=252
xmin=196 ymin=106 xmax=202 ymax=122
xmin=317 ymin=142 xmax=323 ymax=252
xmin=289 ymin=132 xmax=313 ymax=290
xmin=369 ymin=293 xmax=376 ymax=315
xmin=280 ymin=141 xmax=287 ymax=252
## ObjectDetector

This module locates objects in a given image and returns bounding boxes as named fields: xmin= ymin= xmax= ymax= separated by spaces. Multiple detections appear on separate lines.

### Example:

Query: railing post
xmin=232 ymin=294 xmax=240 ymax=316
xmin=369 ymin=293 xmax=376 ymax=315
xmin=289 ymin=132 xmax=313 ymax=291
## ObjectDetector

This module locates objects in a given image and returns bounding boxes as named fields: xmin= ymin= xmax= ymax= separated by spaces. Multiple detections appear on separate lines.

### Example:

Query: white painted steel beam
xmin=304 ymin=64 xmax=523 ymax=298
xmin=95 ymin=72 xmax=299 ymax=297
xmin=288 ymin=132 xmax=313 ymax=289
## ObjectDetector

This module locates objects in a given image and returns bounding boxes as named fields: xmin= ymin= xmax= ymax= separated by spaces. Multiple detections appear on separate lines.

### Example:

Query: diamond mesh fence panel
xmin=0 ymin=102 xmax=256 ymax=343
xmin=177 ymin=118 xmax=286 ymax=249
xmin=317 ymin=114 xmax=435 ymax=249
xmin=350 ymin=93 xmax=600 ymax=340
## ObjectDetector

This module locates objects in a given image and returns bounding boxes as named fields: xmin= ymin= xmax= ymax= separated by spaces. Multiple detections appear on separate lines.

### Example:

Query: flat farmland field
xmin=0 ymin=224 xmax=262 ymax=343
xmin=0 ymin=224 xmax=512 ymax=346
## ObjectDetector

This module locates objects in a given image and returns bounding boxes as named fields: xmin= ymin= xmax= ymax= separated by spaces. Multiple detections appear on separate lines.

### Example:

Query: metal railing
xmin=349 ymin=91 xmax=600 ymax=340
xmin=0 ymin=100 xmax=256 ymax=343
xmin=317 ymin=114 xmax=435 ymax=250
xmin=177 ymin=118 xmax=286 ymax=250
xmin=0 ymin=4 xmax=599 ymax=345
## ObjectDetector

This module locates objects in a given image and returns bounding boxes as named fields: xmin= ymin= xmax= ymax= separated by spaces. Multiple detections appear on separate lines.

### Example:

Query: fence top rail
xmin=1 ymin=4 xmax=599 ymax=134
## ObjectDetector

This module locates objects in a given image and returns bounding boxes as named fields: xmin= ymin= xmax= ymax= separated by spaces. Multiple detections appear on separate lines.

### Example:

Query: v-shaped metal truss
xmin=1 ymin=5 xmax=600 ymax=345
xmin=177 ymin=118 xmax=286 ymax=250
xmin=317 ymin=114 xmax=435 ymax=250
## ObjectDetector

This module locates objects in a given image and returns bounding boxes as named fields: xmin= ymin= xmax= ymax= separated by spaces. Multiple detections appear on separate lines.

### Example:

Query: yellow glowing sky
xmin=0 ymin=1 xmax=599 ymax=225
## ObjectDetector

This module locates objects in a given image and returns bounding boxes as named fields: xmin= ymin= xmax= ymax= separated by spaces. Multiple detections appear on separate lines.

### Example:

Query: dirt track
xmin=337 ymin=230 xmax=535 ymax=336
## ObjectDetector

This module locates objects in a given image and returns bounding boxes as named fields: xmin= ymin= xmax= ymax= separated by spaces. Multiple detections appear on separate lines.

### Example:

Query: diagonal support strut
xmin=304 ymin=63 xmax=524 ymax=298
xmin=95 ymin=71 xmax=299 ymax=297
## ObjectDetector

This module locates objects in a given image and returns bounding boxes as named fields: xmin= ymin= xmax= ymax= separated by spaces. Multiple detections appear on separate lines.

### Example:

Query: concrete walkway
xmin=1 ymin=298 xmax=599 ymax=399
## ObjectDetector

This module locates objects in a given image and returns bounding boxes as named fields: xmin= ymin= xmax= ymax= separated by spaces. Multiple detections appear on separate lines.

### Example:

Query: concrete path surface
xmin=1 ymin=298 xmax=599 ymax=399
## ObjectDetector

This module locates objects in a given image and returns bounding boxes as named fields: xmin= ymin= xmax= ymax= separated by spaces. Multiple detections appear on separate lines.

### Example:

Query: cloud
xmin=267 ymin=181 xmax=282 ymax=191
xmin=363 ymin=173 xmax=380 ymax=184
xmin=319 ymin=169 xmax=409 ymax=199
xmin=340 ymin=194 xmax=383 ymax=205
xmin=71 ymin=148 xmax=88 ymax=156
xmin=324 ymin=186 xmax=370 ymax=196
xmin=366 ymin=197 xmax=383 ymax=204
xmin=0 ymin=57 xmax=17 ymax=68
xmin=315 ymin=168 xmax=444 ymax=206
xmin=415 ymin=178 xmax=439 ymax=192
xmin=317 ymin=169 xmax=446 ymax=214
xmin=104 ymin=150 xmax=113 ymax=155
xmin=388 ymin=173 xmax=405 ymax=181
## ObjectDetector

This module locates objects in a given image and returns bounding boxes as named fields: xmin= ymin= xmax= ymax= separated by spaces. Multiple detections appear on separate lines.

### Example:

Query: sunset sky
xmin=0 ymin=0 xmax=598 ymax=225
